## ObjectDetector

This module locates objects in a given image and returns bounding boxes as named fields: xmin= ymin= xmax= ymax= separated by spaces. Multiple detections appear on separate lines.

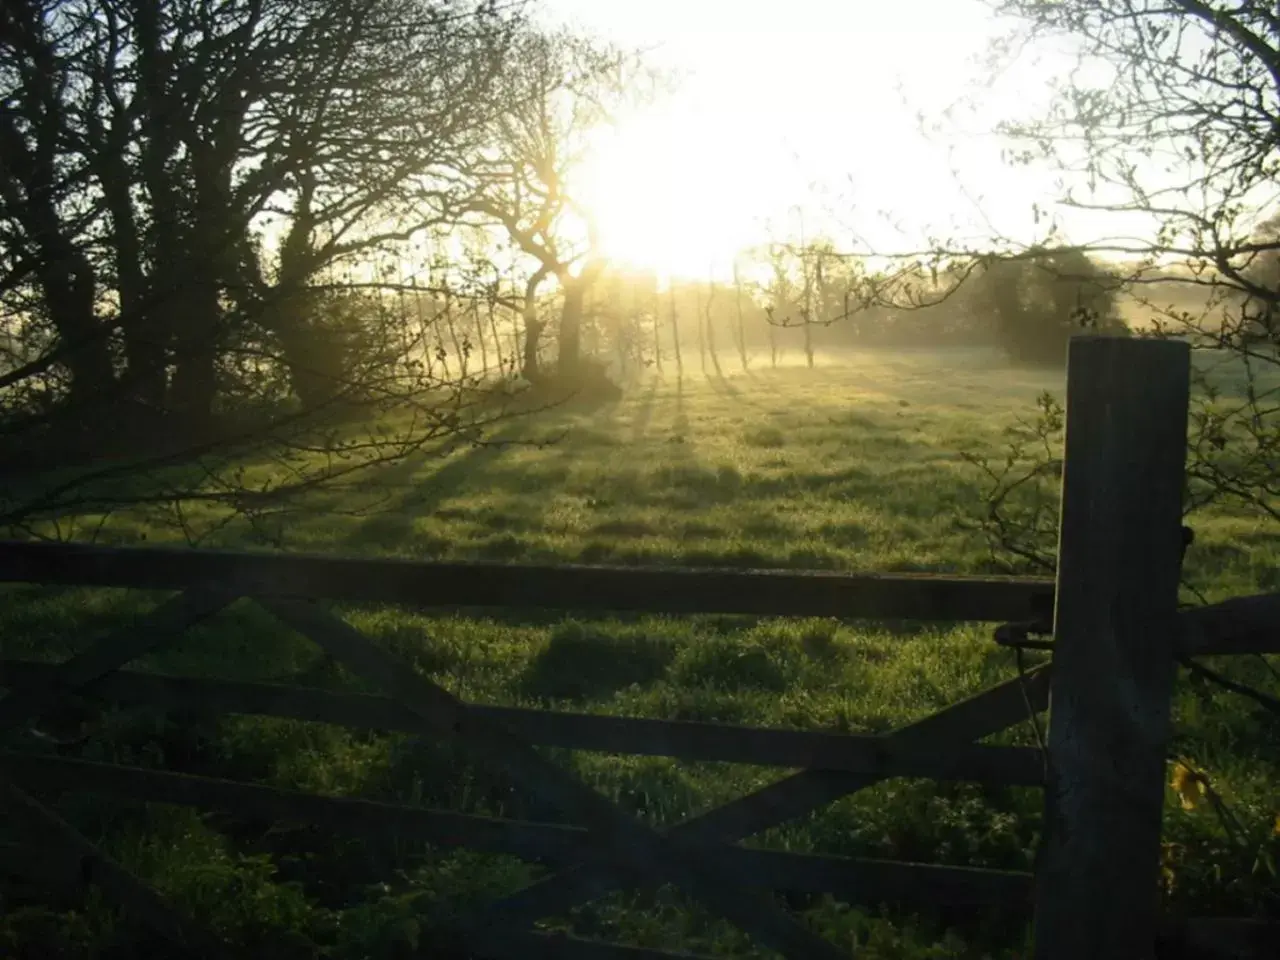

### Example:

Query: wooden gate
xmin=1 ymin=337 xmax=1276 ymax=959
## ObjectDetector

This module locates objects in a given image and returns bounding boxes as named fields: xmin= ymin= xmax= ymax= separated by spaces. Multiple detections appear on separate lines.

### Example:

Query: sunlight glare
xmin=559 ymin=0 xmax=1149 ymax=278
xmin=578 ymin=109 xmax=803 ymax=282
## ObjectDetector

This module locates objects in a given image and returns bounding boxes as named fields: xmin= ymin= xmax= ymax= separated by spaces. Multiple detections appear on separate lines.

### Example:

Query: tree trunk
xmin=802 ymin=252 xmax=816 ymax=369
xmin=271 ymin=302 xmax=345 ymax=410
xmin=734 ymin=275 xmax=749 ymax=372
xmin=168 ymin=263 xmax=223 ymax=435
xmin=0 ymin=20 xmax=114 ymax=419
xmin=558 ymin=279 xmax=587 ymax=377
xmin=11 ymin=138 xmax=116 ymax=413
xmin=122 ymin=320 xmax=170 ymax=415
xmin=169 ymin=106 xmax=248 ymax=433
xmin=97 ymin=143 xmax=169 ymax=414
xmin=522 ymin=318 xmax=544 ymax=379
xmin=140 ymin=219 xmax=187 ymax=414
xmin=705 ymin=282 xmax=725 ymax=379
xmin=254 ymin=174 xmax=342 ymax=409
xmin=557 ymin=262 xmax=607 ymax=378
xmin=652 ymin=288 xmax=664 ymax=374
xmin=509 ymin=308 xmax=522 ymax=371
xmin=259 ymin=277 xmax=344 ymax=412
xmin=34 ymin=252 xmax=116 ymax=414
xmin=412 ymin=288 xmax=434 ymax=379
xmin=443 ymin=282 xmax=467 ymax=380
xmin=169 ymin=325 xmax=219 ymax=434
xmin=475 ymin=303 xmax=490 ymax=375
xmin=435 ymin=323 xmax=452 ymax=382
xmin=696 ymin=285 xmax=708 ymax=376
xmin=522 ymin=267 xmax=551 ymax=379
xmin=669 ymin=286 xmax=684 ymax=380
xmin=487 ymin=295 xmax=506 ymax=375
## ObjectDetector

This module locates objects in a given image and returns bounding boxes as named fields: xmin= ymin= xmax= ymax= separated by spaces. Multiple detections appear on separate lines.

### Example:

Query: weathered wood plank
xmin=0 ymin=586 xmax=233 ymax=736
xmin=470 ymin=931 xmax=736 ymax=960
xmin=710 ymin=846 xmax=1032 ymax=906
xmin=1177 ymin=592 xmax=1280 ymax=656
xmin=0 ymin=751 xmax=1031 ymax=907
xmin=260 ymin=596 xmax=850 ymax=960
xmin=0 ymin=539 xmax=1054 ymax=622
xmin=438 ymin=929 xmax=725 ymax=960
xmin=468 ymin=665 xmax=1052 ymax=931
xmin=0 ymin=781 xmax=231 ymax=958
xmin=1034 ymin=336 xmax=1190 ymax=960
xmin=0 ymin=660 xmax=1043 ymax=784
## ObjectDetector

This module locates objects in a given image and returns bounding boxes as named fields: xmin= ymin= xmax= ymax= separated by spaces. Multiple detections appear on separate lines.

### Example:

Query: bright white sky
xmin=538 ymin=0 xmax=1143 ymax=281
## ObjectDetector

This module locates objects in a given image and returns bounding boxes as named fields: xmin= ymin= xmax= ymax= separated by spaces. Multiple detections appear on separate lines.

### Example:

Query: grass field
xmin=2 ymin=348 xmax=1278 ymax=958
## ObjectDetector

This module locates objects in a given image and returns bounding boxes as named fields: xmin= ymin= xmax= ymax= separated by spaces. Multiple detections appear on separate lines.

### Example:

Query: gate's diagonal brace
xmin=0 ymin=586 xmax=238 ymax=956
xmin=0 ymin=585 xmax=236 ymax=736
xmin=1 ymin=779 xmax=233 ymax=958
xmin=258 ymin=595 xmax=849 ymax=960
xmin=468 ymin=665 xmax=1053 ymax=932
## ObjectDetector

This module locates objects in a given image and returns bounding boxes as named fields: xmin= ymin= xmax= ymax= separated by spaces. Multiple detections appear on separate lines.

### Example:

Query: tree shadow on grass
xmin=626 ymin=378 xmax=659 ymax=443
xmin=703 ymin=366 xmax=743 ymax=399
xmin=339 ymin=424 xmax=541 ymax=553
xmin=694 ymin=364 xmax=778 ymax=417
xmin=341 ymin=388 xmax=650 ymax=557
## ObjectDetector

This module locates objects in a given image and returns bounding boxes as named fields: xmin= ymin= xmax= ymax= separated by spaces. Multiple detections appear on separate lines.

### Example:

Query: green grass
xmin=2 ymin=347 xmax=1278 ymax=958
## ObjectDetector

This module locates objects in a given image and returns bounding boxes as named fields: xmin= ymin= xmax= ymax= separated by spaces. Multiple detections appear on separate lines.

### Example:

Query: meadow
xmin=2 ymin=348 xmax=1278 ymax=958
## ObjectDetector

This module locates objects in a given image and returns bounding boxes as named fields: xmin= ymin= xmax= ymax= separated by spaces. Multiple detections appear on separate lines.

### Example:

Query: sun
xmin=577 ymin=108 xmax=800 ymax=283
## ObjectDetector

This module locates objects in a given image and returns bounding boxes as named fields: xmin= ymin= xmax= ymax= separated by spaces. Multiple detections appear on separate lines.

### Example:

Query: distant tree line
xmin=548 ymin=243 xmax=1131 ymax=381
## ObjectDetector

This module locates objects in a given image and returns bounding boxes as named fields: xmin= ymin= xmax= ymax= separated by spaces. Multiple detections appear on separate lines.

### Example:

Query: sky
xmin=536 ymin=0 xmax=1136 ymax=281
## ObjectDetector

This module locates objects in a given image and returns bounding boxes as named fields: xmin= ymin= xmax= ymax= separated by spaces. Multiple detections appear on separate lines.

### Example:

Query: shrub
xmin=971 ymin=248 xmax=1129 ymax=364
xmin=528 ymin=355 xmax=623 ymax=406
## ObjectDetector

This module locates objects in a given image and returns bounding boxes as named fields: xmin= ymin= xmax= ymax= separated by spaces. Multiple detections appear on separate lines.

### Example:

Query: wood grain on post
xmin=1033 ymin=336 xmax=1190 ymax=960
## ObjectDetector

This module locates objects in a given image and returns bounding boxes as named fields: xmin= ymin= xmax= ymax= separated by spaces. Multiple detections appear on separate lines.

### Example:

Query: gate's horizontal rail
xmin=1 ymin=749 xmax=587 ymax=862
xmin=1178 ymin=591 xmax=1280 ymax=656
xmin=0 ymin=540 xmax=1054 ymax=622
xmin=489 ymin=931 xmax=723 ymax=960
xmin=0 ymin=661 xmax=1043 ymax=784
xmin=0 ymin=752 xmax=1032 ymax=908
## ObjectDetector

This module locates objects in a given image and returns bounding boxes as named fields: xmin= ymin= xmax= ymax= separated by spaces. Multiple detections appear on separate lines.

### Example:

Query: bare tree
xmin=652 ymin=282 xmax=665 ymax=374
xmin=668 ymin=282 xmax=684 ymax=381
xmin=704 ymin=271 xmax=725 ymax=379
xmin=695 ymin=278 xmax=708 ymax=375
xmin=733 ymin=262 xmax=750 ymax=372
xmin=764 ymin=244 xmax=791 ymax=368
xmin=449 ymin=28 xmax=648 ymax=381
xmin=798 ymin=217 xmax=816 ymax=369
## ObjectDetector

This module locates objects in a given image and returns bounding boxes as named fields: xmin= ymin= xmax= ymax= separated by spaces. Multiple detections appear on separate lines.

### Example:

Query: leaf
xmin=1170 ymin=760 xmax=1205 ymax=811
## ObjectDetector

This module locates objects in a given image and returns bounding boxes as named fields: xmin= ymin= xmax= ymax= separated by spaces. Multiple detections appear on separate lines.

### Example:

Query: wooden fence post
xmin=1033 ymin=336 xmax=1190 ymax=960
